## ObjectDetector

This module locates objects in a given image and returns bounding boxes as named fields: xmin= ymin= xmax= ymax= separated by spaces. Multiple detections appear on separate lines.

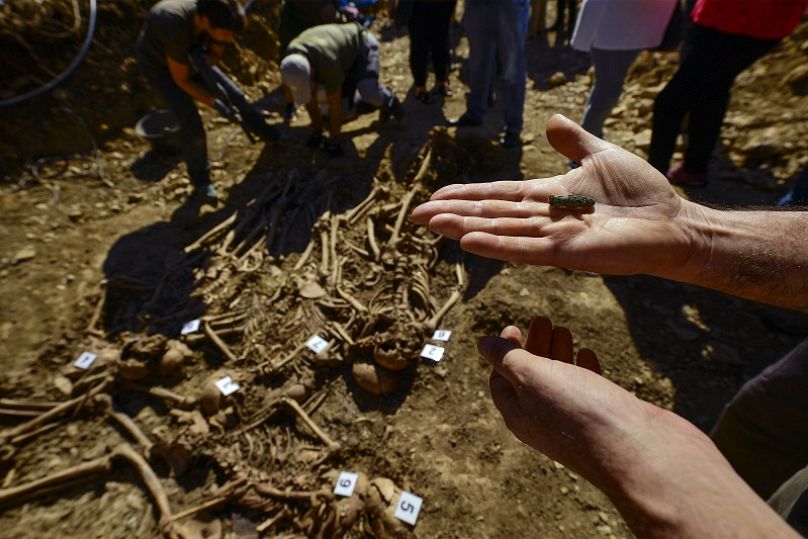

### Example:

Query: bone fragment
xmin=366 ymin=217 xmax=380 ymax=261
xmin=204 ymin=321 xmax=239 ymax=362
xmin=280 ymin=397 xmax=341 ymax=452
xmin=425 ymin=288 xmax=462 ymax=332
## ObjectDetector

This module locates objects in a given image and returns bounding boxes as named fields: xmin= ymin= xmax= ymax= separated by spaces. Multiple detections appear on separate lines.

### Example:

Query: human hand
xmin=412 ymin=114 xmax=707 ymax=279
xmin=212 ymin=98 xmax=239 ymax=123
xmin=482 ymin=316 xmax=650 ymax=485
xmin=482 ymin=316 xmax=799 ymax=538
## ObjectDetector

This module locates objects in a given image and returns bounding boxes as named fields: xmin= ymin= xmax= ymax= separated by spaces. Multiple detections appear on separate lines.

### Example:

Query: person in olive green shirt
xmin=278 ymin=0 xmax=338 ymax=121
xmin=280 ymin=22 xmax=404 ymax=158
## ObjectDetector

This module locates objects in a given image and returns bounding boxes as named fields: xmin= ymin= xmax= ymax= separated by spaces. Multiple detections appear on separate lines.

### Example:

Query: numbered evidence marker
xmin=214 ymin=376 xmax=240 ymax=396
xmin=74 ymin=352 xmax=98 ymax=370
xmin=181 ymin=319 xmax=201 ymax=335
xmin=431 ymin=329 xmax=452 ymax=342
xmin=333 ymin=471 xmax=359 ymax=497
xmin=306 ymin=334 xmax=329 ymax=354
xmin=393 ymin=491 xmax=424 ymax=526
xmin=420 ymin=343 xmax=444 ymax=362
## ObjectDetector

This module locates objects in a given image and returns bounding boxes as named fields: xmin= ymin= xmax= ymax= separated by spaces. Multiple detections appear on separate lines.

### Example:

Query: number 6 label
xmin=333 ymin=471 xmax=358 ymax=497
xmin=393 ymin=491 xmax=423 ymax=526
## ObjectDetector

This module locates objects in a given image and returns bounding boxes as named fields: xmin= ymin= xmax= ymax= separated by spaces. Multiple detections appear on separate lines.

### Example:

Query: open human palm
xmin=412 ymin=114 xmax=700 ymax=276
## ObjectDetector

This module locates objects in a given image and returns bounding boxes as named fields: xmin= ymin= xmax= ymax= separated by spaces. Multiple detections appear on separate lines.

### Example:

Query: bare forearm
xmin=600 ymin=411 xmax=799 ymax=539
xmin=672 ymin=204 xmax=808 ymax=312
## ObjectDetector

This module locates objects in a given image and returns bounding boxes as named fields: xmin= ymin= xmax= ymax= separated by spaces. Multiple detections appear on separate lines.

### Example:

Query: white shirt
xmin=571 ymin=0 xmax=678 ymax=51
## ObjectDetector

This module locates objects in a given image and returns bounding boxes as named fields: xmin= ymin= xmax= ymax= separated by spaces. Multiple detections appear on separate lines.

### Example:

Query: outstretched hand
xmin=412 ymin=114 xmax=703 ymax=277
xmin=481 ymin=317 xmax=800 ymax=538
xmin=481 ymin=316 xmax=651 ymax=486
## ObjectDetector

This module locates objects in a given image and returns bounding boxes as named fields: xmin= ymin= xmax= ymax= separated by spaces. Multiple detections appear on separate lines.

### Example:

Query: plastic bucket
xmin=135 ymin=109 xmax=182 ymax=155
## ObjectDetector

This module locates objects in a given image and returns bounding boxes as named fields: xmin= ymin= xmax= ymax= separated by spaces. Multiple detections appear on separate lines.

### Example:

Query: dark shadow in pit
xmin=130 ymin=150 xmax=181 ymax=183
xmin=602 ymin=274 xmax=808 ymax=432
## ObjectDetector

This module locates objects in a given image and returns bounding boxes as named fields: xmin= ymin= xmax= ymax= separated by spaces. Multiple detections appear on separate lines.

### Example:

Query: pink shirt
xmin=691 ymin=0 xmax=808 ymax=41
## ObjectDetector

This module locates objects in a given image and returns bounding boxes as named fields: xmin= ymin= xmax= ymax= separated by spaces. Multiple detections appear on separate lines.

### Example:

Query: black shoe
xmin=447 ymin=114 xmax=482 ymax=128
xmin=380 ymin=96 xmax=405 ymax=124
xmin=499 ymin=131 xmax=521 ymax=148
xmin=415 ymin=89 xmax=433 ymax=104
xmin=432 ymin=85 xmax=452 ymax=97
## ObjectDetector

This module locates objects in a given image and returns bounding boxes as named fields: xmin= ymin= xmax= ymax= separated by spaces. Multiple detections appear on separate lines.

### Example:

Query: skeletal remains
xmin=0 ymin=133 xmax=465 ymax=537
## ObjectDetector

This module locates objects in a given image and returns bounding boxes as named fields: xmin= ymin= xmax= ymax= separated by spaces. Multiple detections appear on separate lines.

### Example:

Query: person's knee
xmin=357 ymin=79 xmax=386 ymax=107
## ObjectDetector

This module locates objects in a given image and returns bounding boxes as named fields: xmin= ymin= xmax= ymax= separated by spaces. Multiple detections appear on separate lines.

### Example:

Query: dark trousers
xmin=144 ymin=69 xmax=210 ymax=187
xmin=648 ymin=24 xmax=777 ymax=174
xmin=140 ymin=49 xmax=251 ymax=186
xmin=408 ymin=0 xmax=456 ymax=87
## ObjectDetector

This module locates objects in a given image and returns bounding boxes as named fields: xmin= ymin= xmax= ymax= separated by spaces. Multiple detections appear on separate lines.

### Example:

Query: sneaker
xmin=667 ymin=164 xmax=708 ymax=187
xmin=194 ymin=183 xmax=218 ymax=202
xmin=447 ymin=114 xmax=482 ymax=127
xmin=499 ymin=131 xmax=521 ymax=148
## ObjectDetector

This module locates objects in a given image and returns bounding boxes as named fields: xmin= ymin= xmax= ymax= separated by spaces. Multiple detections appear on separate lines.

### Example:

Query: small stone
xmin=13 ymin=246 xmax=36 ymax=264
xmin=53 ymin=374 xmax=73 ymax=395
xmin=598 ymin=511 xmax=610 ymax=524
xmin=67 ymin=207 xmax=83 ymax=221
xmin=548 ymin=71 xmax=567 ymax=87
xmin=560 ymin=486 xmax=570 ymax=495
xmin=518 ymin=287 xmax=529 ymax=297
xmin=634 ymin=129 xmax=652 ymax=150
xmin=596 ymin=524 xmax=613 ymax=535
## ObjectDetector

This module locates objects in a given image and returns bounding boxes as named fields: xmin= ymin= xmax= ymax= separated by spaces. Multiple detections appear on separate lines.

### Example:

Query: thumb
xmin=545 ymin=114 xmax=612 ymax=164
xmin=478 ymin=335 xmax=534 ymax=388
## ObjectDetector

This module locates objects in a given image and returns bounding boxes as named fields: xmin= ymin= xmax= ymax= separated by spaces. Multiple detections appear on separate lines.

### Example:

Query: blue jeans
xmin=581 ymin=48 xmax=640 ymax=139
xmin=464 ymin=0 xmax=527 ymax=134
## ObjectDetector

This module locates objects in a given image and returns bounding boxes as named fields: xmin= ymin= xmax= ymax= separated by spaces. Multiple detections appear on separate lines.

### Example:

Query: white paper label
xmin=214 ymin=376 xmax=240 ymax=396
xmin=74 ymin=352 xmax=98 ymax=370
xmin=431 ymin=329 xmax=452 ymax=342
xmin=420 ymin=344 xmax=444 ymax=362
xmin=181 ymin=319 xmax=201 ymax=335
xmin=333 ymin=471 xmax=359 ymax=497
xmin=306 ymin=335 xmax=329 ymax=354
xmin=393 ymin=491 xmax=423 ymax=525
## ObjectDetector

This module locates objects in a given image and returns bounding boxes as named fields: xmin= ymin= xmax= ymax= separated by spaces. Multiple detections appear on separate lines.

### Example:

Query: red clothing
xmin=691 ymin=0 xmax=808 ymax=41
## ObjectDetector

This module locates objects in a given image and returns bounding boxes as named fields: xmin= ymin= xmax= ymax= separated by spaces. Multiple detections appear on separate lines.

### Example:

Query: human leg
xmin=428 ymin=1 xmax=456 ymax=88
xmin=146 ymin=71 xmax=210 ymax=188
xmin=408 ymin=4 xmax=431 ymax=90
xmin=497 ymin=0 xmax=528 ymax=136
xmin=353 ymin=32 xmax=402 ymax=121
xmin=581 ymin=48 xmax=640 ymax=139
xmin=681 ymin=34 xmax=777 ymax=172
xmin=462 ymin=1 xmax=497 ymax=122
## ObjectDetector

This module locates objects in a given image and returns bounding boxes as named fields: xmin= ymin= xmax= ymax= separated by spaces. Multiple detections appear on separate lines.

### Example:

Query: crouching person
xmin=137 ymin=0 xmax=279 ymax=201
xmin=280 ymin=22 xmax=404 ymax=158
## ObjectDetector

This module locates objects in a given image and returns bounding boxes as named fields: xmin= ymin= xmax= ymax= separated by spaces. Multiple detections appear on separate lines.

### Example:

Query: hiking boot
xmin=667 ymin=163 xmax=708 ymax=187
xmin=432 ymin=84 xmax=452 ymax=97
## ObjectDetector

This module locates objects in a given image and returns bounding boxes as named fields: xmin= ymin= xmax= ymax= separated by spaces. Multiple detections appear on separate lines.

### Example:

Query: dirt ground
xmin=2 ymin=2 xmax=808 ymax=538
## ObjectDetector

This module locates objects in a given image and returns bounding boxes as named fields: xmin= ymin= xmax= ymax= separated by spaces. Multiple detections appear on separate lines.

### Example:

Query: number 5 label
xmin=333 ymin=471 xmax=358 ymax=497
xmin=394 ymin=491 xmax=423 ymax=526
